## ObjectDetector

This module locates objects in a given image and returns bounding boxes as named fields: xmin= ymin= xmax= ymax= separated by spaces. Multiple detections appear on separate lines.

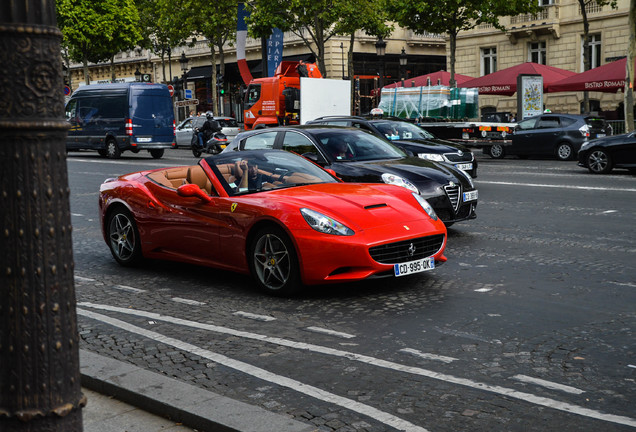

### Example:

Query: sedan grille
xmin=443 ymin=152 xmax=473 ymax=163
xmin=369 ymin=234 xmax=445 ymax=264
xmin=444 ymin=183 xmax=461 ymax=211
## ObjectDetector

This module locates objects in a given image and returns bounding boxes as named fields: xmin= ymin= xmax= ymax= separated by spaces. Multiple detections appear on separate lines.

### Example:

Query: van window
xmin=131 ymin=93 xmax=174 ymax=128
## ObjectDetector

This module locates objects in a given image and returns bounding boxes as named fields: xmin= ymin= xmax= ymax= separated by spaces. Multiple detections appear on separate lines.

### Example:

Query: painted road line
xmin=171 ymin=297 xmax=206 ymax=306
xmin=111 ymin=284 xmax=146 ymax=294
xmin=477 ymin=180 xmax=636 ymax=193
xmin=305 ymin=326 xmax=356 ymax=339
xmin=233 ymin=311 xmax=276 ymax=322
xmin=78 ymin=308 xmax=429 ymax=432
xmin=511 ymin=374 xmax=585 ymax=395
xmin=74 ymin=276 xmax=95 ymax=283
xmin=399 ymin=348 xmax=458 ymax=364
xmin=77 ymin=303 xmax=636 ymax=428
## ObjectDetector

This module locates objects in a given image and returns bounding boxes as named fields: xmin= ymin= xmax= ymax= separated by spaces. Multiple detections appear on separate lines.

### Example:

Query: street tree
xmin=388 ymin=0 xmax=540 ymax=87
xmin=189 ymin=0 xmax=238 ymax=115
xmin=57 ymin=0 xmax=143 ymax=84
xmin=627 ymin=0 xmax=635 ymax=132
xmin=245 ymin=0 xmax=341 ymax=77
xmin=578 ymin=0 xmax=617 ymax=113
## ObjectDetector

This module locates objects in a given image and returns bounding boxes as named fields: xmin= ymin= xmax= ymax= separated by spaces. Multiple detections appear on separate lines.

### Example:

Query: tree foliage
xmin=57 ymin=0 xmax=143 ymax=84
xmin=388 ymin=0 xmax=540 ymax=86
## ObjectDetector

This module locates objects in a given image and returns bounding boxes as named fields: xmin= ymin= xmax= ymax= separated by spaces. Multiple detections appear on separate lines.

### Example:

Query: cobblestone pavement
xmin=69 ymin=151 xmax=636 ymax=431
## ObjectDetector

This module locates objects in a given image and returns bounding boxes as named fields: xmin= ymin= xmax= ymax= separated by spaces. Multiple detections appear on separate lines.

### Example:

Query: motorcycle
xmin=191 ymin=129 xmax=228 ymax=157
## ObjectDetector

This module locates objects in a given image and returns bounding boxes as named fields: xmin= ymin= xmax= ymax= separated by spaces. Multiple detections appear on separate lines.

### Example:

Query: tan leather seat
xmin=186 ymin=166 xmax=212 ymax=194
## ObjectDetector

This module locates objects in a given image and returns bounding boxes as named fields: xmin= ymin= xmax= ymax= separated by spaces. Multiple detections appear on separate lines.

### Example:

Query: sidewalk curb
xmin=80 ymin=350 xmax=317 ymax=432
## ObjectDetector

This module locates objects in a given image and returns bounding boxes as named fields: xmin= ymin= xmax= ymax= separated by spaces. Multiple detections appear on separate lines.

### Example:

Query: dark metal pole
xmin=0 ymin=1 xmax=85 ymax=431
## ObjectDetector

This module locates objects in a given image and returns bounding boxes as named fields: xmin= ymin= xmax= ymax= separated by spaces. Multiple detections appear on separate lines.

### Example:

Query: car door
xmin=279 ymin=130 xmax=328 ymax=162
xmin=613 ymin=132 xmax=636 ymax=166
xmin=512 ymin=116 xmax=544 ymax=155
xmin=532 ymin=116 xmax=563 ymax=155
xmin=175 ymin=118 xmax=193 ymax=147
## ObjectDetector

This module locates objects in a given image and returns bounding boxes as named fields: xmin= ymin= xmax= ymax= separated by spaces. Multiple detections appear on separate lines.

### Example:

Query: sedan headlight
xmin=579 ymin=141 xmax=593 ymax=152
xmin=381 ymin=173 xmax=419 ymax=193
xmin=300 ymin=208 xmax=354 ymax=236
xmin=456 ymin=168 xmax=474 ymax=188
xmin=412 ymin=193 xmax=438 ymax=221
xmin=418 ymin=153 xmax=445 ymax=162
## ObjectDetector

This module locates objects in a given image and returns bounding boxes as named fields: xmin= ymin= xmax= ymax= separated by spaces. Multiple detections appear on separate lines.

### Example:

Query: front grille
xmin=444 ymin=152 xmax=473 ymax=163
xmin=444 ymin=183 xmax=461 ymax=211
xmin=369 ymin=234 xmax=445 ymax=264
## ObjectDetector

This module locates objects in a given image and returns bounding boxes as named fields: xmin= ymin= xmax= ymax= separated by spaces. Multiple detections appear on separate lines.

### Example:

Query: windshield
xmin=374 ymin=121 xmax=435 ymax=140
xmin=312 ymin=129 xmax=406 ymax=162
xmin=207 ymin=150 xmax=337 ymax=195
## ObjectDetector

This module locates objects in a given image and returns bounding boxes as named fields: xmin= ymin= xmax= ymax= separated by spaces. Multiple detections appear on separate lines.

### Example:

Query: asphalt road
xmin=68 ymin=147 xmax=636 ymax=432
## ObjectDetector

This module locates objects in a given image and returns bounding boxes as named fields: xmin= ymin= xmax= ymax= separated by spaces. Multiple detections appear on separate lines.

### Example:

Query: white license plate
xmin=596 ymin=134 xmax=606 ymax=138
xmin=137 ymin=137 xmax=152 ymax=142
xmin=394 ymin=256 xmax=435 ymax=277
xmin=462 ymin=132 xmax=470 ymax=140
xmin=456 ymin=163 xmax=473 ymax=171
xmin=463 ymin=190 xmax=478 ymax=202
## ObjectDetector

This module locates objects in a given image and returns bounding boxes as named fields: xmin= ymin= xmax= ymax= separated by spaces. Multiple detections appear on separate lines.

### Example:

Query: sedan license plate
xmin=455 ymin=163 xmax=473 ymax=171
xmin=463 ymin=190 xmax=478 ymax=202
xmin=394 ymin=256 xmax=435 ymax=277
xmin=137 ymin=137 xmax=152 ymax=142
xmin=596 ymin=134 xmax=606 ymax=138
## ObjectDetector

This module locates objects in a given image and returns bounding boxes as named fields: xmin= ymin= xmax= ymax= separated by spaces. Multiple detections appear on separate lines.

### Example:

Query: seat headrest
xmin=187 ymin=166 xmax=209 ymax=189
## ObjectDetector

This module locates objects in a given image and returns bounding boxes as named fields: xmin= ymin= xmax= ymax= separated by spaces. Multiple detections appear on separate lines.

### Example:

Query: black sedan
xmin=578 ymin=131 xmax=636 ymax=174
xmin=223 ymin=125 xmax=478 ymax=225
xmin=306 ymin=116 xmax=477 ymax=177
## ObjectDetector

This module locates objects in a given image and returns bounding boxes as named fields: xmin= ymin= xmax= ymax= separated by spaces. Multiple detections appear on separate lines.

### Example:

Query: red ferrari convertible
xmin=99 ymin=150 xmax=447 ymax=295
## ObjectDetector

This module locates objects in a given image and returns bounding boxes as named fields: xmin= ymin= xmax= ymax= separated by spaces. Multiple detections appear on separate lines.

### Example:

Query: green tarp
xmin=378 ymin=85 xmax=479 ymax=120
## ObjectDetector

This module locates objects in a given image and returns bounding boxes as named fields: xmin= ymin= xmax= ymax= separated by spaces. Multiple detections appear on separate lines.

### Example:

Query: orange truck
xmin=243 ymin=61 xmax=322 ymax=130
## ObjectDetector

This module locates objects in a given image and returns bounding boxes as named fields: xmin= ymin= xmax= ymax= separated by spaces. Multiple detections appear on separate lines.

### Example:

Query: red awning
xmin=458 ymin=62 xmax=576 ymax=96
xmin=547 ymin=57 xmax=634 ymax=93
xmin=384 ymin=70 xmax=474 ymax=88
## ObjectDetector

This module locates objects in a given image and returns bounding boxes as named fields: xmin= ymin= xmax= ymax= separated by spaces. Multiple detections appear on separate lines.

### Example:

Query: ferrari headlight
xmin=300 ymin=208 xmax=354 ymax=236
xmin=412 ymin=193 xmax=438 ymax=221
xmin=381 ymin=173 xmax=419 ymax=194
xmin=418 ymin=153 xmax=445 ymax=162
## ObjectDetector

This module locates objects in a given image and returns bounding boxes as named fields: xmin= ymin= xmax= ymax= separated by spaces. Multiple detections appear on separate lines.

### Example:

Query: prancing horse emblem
xmin=408 ymin=243 xmax=416 ymax=257
xmin=231 ymin=203 xmax=238 ymax=212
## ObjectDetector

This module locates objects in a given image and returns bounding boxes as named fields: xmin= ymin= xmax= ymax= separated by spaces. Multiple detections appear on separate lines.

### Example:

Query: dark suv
xmin=487 ymin=113 xmax=609 ymax=161
xmin=306 ymin=116 xmax=478 ymax=177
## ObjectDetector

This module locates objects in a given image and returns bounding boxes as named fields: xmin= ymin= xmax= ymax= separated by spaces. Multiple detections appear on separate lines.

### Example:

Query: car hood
xmin=588 ymin=133 xmax=635 ymax=147
xmin=393 ymin=138 xmax=464 ymax=153
xmin=333 ymin=157 xmax=472 ymax=189
xmin=266 ymin=183 xmax=439 ymax=230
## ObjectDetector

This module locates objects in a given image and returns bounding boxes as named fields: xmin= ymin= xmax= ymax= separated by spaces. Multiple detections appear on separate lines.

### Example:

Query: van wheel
xmin=150 ymin=149 xmax=164 ymax=159
xmin=106 ymin=139 xmax=121 ymax=159
xmin=488 ymin=144 xmax=505 ymax=159
xmin=556 ymin=143 xmax=574 ymax=161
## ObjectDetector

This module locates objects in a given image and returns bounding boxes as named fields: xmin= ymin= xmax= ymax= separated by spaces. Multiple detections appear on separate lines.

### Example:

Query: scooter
xmin=191 ymin=130 xmax=228 ymax=157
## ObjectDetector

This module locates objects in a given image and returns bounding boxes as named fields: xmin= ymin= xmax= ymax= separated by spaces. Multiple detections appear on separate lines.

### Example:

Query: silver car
xmin=175 ymin=116 xmax=240 ymax=148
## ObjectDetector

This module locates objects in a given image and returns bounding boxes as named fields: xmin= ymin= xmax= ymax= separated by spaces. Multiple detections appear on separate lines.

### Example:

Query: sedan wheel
xmin=107 ymin=208 xmax=142 ymax=266
xmin=556 ymin=143 xmax=574 ymax=161
xmin=587 ymin=149 xmax=612 ymax=174
xmin=249 ymin=226 xmax=300 ymax=295
xmin=488 ymin=144 xmax=505 ymax=159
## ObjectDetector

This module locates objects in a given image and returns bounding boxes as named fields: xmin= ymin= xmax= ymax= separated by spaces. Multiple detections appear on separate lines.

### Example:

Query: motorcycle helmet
xmin=206 ymin=111 xmax=214 ymax=120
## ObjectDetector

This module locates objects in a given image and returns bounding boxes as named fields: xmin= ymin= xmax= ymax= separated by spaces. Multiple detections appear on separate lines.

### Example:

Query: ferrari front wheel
xmin=249 ymin=226 xmax=300 ymax=296
xmin=106 ymin=207 xmax=142 ymax=266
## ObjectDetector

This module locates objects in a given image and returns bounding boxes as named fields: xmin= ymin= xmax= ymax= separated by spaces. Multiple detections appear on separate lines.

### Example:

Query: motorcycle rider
xmin=195 ymin=112 xmax=221 ymax=149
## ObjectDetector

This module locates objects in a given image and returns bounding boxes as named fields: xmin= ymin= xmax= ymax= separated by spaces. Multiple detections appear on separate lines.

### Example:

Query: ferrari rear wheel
xmin=107 ymin=207 xmax=142 ymax=266
xmin=249 ymin=226 xmax=300 ymax=295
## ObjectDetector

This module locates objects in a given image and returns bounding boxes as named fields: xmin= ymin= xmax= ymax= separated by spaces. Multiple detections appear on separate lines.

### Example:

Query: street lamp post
xmin=399 ymin=48 xmax=408 ymax=87
xmin=375 ymin=37 xmax=386 ymax=106
xmin=179 ymin=52 xmax=189 ymax=120
xmin=134 ymin=68 xmax=141 ymax=82
xmin=340 ymin=42 xmax=346 ymax=80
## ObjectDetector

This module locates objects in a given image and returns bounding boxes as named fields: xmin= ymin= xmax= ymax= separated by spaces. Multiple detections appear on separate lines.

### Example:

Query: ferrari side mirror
xmin=177 ymin=183 xmax=213 ymax=203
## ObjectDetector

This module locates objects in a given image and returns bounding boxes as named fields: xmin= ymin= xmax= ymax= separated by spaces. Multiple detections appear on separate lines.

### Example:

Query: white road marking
xmin=74 ymin=275 xmax=95 ymax=283
xmin=628 ymin=365 xmax=636 ymax=369
xmin=233 ymin=311 xmax=276 ymax=322
xmin=78 ymin=308 xmax=429 ymax=432
xmin=511 ymin=374 xmax=585 ymax=395
xmin=77 ymin=303 xmax=636 ymax=428
xmin=477 ymin=180 xmax=636 ymax=193
xmin=399 ymin=348 xmax=458 ymax=364
xmin=111 ymin=284 xmax=146 ymax=293
xmin=474 ymin=288 xmax=492 ymax=293
xmin=305 ymin=326 xmax=356 ymax=339
xmin=71 ymin=213 xmax=84 ymax=217
xmin=608 ymin=281 xmax=636 ymax=288
xmin=171 ymin=297 xmax=206 ymax=306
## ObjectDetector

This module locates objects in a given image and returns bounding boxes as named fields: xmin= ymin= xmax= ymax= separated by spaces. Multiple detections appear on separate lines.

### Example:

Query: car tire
xmin=587 ymin=149 xmax=613 ymax=174
xmin=97 ymin=149 xmax=107 ymax=157
xmin=106 ymin=207 xmax=143 ymax=266
xmin=488 ymin=144 xmax=505 ymax=159
xmin=249 ymin=225 xmax=301 ymax=296
xmin=105 ymin=138 xmax=122 ymax=159
xmin=556 ymin=142 xmax=574 ymax=161
xmin=150 ymin=149 xmax=164 ymax=159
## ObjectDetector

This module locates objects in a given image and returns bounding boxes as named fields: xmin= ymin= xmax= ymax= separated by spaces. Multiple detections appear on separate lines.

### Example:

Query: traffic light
xmin=217 ymin=74 xmax=225 ymax=95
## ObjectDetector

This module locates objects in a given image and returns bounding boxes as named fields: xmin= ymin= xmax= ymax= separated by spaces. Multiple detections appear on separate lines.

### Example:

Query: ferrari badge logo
xmin=231 ymin=203 xmax=238 ymax=212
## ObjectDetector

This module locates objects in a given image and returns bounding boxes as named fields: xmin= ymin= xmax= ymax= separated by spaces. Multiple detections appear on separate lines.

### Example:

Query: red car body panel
xmin=99 ymin=157 xmax=447 ymax=286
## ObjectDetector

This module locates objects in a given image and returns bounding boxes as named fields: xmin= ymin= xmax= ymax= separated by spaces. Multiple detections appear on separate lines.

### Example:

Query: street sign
xmin=64 ymin=85 xmax=71 ymax=96
xmin=175 ymin=99 xmax=198 ymax=107
xmin=185 ymin=89 xmax=193 ymax=99
xmin=167 ymin=85 xmax=174 ymax=97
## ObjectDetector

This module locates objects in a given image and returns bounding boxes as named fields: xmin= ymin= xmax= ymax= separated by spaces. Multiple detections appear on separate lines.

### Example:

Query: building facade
xmin=452 ymin=0 xmax=632 ymax=120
